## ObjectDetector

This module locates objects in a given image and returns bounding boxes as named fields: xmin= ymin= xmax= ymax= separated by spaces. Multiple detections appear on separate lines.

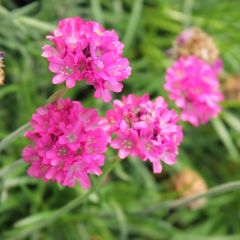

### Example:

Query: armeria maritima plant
xmin=20 ymin=17 xmax=185 ymax=189
xmin=2 ymin=8 xmax=240 ymax=238
xmin=18 ymin=18 xmax=224 ymax=189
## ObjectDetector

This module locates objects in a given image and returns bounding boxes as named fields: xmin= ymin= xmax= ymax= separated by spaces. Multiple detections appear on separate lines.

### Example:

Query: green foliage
xmin=0 ymin=0 xmax=240 ymax=239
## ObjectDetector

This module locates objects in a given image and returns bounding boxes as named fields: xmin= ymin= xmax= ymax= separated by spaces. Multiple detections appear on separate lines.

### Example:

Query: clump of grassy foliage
xmin=1 ymin=0 xmax=240 ymax=239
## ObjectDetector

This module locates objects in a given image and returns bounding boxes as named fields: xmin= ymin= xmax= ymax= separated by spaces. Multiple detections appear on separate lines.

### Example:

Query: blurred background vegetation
xmin=0 ymin=0 xmax=240 ymax=239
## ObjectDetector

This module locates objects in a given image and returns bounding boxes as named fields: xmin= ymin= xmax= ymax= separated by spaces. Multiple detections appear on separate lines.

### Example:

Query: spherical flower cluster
xmin=103 ymin=94 xmax=183 ymax=173
xmin=42 ymin=17 xmax=131 ymax=102
xmin=22 ymin=99 xmax=108 ymax=189
xmin=165 ymin=56 xmax=223 ymax=126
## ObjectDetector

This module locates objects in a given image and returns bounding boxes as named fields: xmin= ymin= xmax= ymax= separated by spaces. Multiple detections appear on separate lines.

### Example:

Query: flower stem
xmin=182 ymin=0 xmax=194 ymax=28
xmin=0 ymin=159 xmax=25 ymax=177
xmin=11 ymin=158 xmax=120 ymax=237
xmin=16 ymin=16 xmax=55 ymax=32
xmin=0 ymin=5 xmax=55 ymax=32
xmin=0 ymin=87 xmax=68 ymax=152
xmin=134 ymin=180 xmax=240 ymax=215
xmin=46 ymin=87 xmax=68 ymax=104
xmin=0 ymin=123 xmax=30 ymax=152
xmin=53 ymin=157 xmax=120 ymax=217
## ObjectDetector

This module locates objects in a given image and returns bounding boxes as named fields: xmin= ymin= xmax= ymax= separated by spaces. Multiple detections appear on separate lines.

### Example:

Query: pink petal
xmin=152 ymin=161 xmax=162 ymax=173
xmin=119 ymin=149 xmax=130 ymax=159
xmin=66 ymin=78 xmax=76 ymax=88
xmin=52 ymin=74 xmax=66 ymax=84
xmin=160 ymin=152 xmax=176 ymax=165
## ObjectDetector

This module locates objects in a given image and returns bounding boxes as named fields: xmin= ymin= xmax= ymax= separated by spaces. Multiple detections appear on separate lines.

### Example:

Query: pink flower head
xmin=42 ymin=17 xmax=131 ymax=102
xmin=165 ymin=56 xmax=223 ymax=126
xmin=22 ymin=99 xmax=108 ymax=189
xmin=102 ymin=94 xmax=183 ymax=173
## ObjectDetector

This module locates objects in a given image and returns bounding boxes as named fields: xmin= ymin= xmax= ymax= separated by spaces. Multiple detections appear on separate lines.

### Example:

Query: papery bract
xmin=22 ymin=99 xmax=108 ymax=189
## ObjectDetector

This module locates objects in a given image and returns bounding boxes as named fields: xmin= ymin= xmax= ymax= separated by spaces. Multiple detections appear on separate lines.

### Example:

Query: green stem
xmin=52 ymin=157 xmax=119 ymax=218
xmin=16 ymin=16 xmax=55 ymax=32
xmin=123 ymin=0 xmax=143 ymax=51
xmin=0 ymin=159 xmax=25 ymax=177
xmin=135 ymin=180 xmax=240 ymax=215
xmin=90 ymin=0 xmax=104 ymax=26
xmin=0 ymin=5 xmax=55 ymax=32
xmin=0 ymin=123 xmax=30 ymax=152
xmin=46 ymin=87 xmax=68 ymax=104
xmin=0 ymin=6 xmax=8 ymax=15
xmin=0 ymin=87 xmax=68 ymax=152
xmin=13 ymin=158 xmax=120 ymax=234
xmin=182 ymin=0 xmax=194 ymax=28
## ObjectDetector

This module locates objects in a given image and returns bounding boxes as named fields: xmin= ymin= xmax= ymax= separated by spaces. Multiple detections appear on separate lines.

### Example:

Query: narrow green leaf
xmin=123 ymin=0 xmax=143 ymax=50
xmin=11 ymin=2 xmax=39 ymax=16
xmin=0 ymin=159 xmax=24 ymax=177
xmin=6 ymin=158 xmax=121 ymax=239
xmin=182 ymin=0 xmax=194 ymax=27
xmin=111 ymin=201 xmax=128 ymax=240
xmin=91 ymin=0 xmax=104 ymax=25
xmin=15 ymin=211 xmax=53 ymax=228
xmin=0 ymin=123 xmax=30 ymax=152
xmin=211 ymin=118 xmax=239 ymax=161
xmin=113 ymin=0 xmax=123 ymax=26
xmin=0 ymin=85 xmax=18 ymax=99
xmin=222 ymin=111 xmax=240 ymax=133
xmin=16 ymin=16 xmax=55 ymax=32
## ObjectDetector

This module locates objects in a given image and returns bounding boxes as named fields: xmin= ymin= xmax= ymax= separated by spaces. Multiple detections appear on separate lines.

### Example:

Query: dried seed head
xmin=223 ymin=75 xmax=240 ymax=101
xmin=0 ymin=57 xmax=4 ymax=86
xmin=172 ymin=168 xmax=208 ymax=209
xmin=173 ymin=28 xmax=219 ymax=65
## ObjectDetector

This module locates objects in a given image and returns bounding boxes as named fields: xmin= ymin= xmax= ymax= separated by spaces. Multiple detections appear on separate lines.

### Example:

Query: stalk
xmin=134 ymin=180 xmax=240 ymax=215
xmin=0 ymin=87 xmax=68 ymax=152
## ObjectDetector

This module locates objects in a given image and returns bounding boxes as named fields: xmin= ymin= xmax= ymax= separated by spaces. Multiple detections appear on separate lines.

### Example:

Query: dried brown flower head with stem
xmin=172 ymin=168 xmax=208 ymax=209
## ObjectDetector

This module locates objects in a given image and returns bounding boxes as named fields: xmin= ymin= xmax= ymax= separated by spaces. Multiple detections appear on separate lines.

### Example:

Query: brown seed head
xmin=172 ymin=168 xmax=208 ymax=209
xmin=223 ymin=75 xmax=240 ymax=101
xmin=174 ymin=28 xmax=219 ymax=65
xmin=0 ymin=60 xmax=4 ymax=86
